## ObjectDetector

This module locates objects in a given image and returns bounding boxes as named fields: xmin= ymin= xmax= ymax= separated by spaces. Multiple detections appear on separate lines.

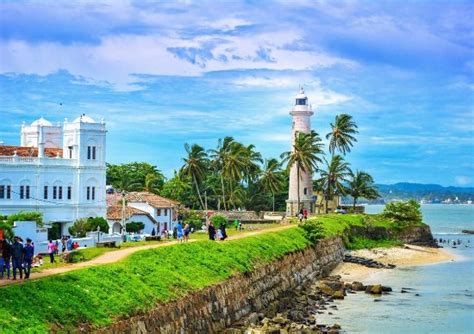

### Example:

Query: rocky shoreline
xmin=225 ymin=275 xmax=393 ymax=334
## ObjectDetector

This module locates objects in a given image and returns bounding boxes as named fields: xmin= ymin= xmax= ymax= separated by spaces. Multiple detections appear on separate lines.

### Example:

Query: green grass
xmin=0 ymin=227 xmax=309 ymax=333
xmin=345 ymin=236 xmax=404 ymax=250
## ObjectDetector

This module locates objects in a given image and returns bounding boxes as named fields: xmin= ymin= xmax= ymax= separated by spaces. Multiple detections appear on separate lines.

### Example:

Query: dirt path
xmin=0 ymin=224 xmax=296 ymax=287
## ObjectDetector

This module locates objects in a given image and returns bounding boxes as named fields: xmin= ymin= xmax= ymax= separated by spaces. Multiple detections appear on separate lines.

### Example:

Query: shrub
xmin=0 ymin=211 xmax=43 ymax=240
xmin=298 ymin=220 xmax=325 ymax=244
xmin=69 ymin=217 xmax=109 ymax=237
xmin=382 ymin=199 xmax=422 ymax=227
xmin=183 ymin=210 xmax=203 ymax=230
xmin=210 ymin=213 xmax=228 ymax=227
xmin=126 ymin=221 xmax=145 ymax=233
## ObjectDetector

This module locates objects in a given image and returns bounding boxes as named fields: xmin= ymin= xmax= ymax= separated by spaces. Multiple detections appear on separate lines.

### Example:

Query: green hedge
xmin=0 ymin=227 xmax=309 ymax=333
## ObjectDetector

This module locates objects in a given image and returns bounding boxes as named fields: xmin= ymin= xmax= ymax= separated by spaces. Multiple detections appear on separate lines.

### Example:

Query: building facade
xmin=286 ymin=88 xmax=315 ymax=216
xmin=0 ymin=115 xmax=107 ymax=236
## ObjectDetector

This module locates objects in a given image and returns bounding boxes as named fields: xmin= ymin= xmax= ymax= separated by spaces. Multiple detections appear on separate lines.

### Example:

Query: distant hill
xmin=343 ymin=182 xmax=474 ymax=204
xmin=373 ymin=182 xmax=474 ymax=203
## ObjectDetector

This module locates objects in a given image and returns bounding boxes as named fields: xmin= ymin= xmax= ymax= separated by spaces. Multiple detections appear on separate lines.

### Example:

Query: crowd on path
xmin=0 ymin=236 xmax=35 ymax=280
xmin=207 ymin=222 xmax=228 ymax=241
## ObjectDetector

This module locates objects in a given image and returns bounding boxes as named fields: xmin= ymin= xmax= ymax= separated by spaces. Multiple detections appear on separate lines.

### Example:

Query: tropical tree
xmin=347 ymin=170 xmax=380 ymax=209
xmin=107 ymin=162 xmax=165 ymax=193
xmin=242 ymin=144 xmax=263 ymax=185
xmin=180 ymin=143 xmax=208 ymax=209
xmin=281 ymin=130 xmax=324 ymax=211
xmin=318 ymin=155 xmax=351 ymax=213
xmin=326 ymin=114 xmax=359 ymax=156
xmin=260 ymin=158 xmax=284 ymax=212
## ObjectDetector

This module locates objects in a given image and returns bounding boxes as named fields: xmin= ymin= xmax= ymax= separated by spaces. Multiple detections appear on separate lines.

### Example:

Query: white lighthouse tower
xmin=286 ymin=87 xmax=314 ymax=216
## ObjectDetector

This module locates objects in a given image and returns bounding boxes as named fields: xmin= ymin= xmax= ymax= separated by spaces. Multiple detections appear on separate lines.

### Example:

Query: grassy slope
xmin=0 ymin=215 xmax=420 ymax=332
xmin=0 ymin=228 xmax=310 ymax=333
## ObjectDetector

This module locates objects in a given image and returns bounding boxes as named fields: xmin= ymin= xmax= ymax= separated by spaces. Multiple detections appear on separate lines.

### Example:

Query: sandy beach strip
xmin=331 ymin=245 xmax=458 ymax=282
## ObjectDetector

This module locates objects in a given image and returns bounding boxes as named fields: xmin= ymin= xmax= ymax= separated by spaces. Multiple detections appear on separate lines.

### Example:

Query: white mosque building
xmin=0 ymin=115 xmax=107 ymax=236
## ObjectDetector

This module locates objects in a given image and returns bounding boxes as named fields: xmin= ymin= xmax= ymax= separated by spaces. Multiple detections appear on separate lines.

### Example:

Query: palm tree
xmin=260 ymin=158 xmax=284 ymax=212
xmin=326 ymin=114 xmax=359 ymax=156
xmin=318 ymin=155 xmax=351 ymax=213
xmin=281 ymin=130 xmax=324 ymax=211
xmin=209 ymin=137 xmax=246 ymax=210
xmin=144 ymin=173 xmax=161 ymax=194
xmin=243 ymin=144 xmax=263 ymax=185
xmin=347 ymin=170 xmax=380 ymax=209
xmin=180 ymin=143 xmax=208 ymax=209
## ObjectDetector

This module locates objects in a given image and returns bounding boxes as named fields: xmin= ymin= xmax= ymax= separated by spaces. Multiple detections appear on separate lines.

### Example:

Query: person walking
xmin=11 ymin=237 xmax=24 ymax=280
xmin=23 ymin=238 xmax=34 ymax=279
xmin=0 ymin=239 xmax=6 ymax=279
xmin=219 ymin=224 xmax=228 ymax=240
xmin=1 ymin=239 xmax=11 ymax=279
xmin=176 ymin=221 xmax=184 ymax=243
xmin=234 ymin=219 xmax=239 ymax=230
xmin=208 ymin=222 xmax=216 ymax=240
xmin=183 ymin=223 xmax=190 ymax=242
xmin=47 ymin=240 xmax=55 ymax=264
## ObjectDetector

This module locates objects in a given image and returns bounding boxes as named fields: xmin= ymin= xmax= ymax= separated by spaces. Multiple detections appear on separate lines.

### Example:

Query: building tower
xmin=286 ymin=87 xmax=314 ymax=216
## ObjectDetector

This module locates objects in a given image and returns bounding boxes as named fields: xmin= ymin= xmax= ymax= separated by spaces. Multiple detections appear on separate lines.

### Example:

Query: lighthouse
xmin=286 ymin=87 xmax=314 ymax=216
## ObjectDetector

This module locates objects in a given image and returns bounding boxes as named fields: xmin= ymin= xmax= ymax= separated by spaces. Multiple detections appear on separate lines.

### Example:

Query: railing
xmin=0 ymin=156 xmax=79 ymax=166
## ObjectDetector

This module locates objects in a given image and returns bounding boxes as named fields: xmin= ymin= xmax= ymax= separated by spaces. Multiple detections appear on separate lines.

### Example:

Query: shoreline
xmin=331 ymin=244 xmax=458 ymax=282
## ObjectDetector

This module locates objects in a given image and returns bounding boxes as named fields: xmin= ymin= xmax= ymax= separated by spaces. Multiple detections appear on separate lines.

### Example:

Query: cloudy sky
xmin=0 ymin=0 xmax=473 ymax=186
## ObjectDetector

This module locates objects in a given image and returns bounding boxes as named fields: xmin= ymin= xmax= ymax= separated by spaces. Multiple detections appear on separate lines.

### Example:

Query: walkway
xmin=0 ymin=224 xmax=296 ymax=287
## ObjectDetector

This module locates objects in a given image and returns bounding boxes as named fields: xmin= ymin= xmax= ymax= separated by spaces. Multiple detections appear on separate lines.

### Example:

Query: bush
xmin=183 ymin=210 xmax=203 ymax=230
xmin=210 ymin=213 xmax=228 ymax=227
xmin=298 ymin=220 xmax=325 ymax=244
xmin=69 ymin=217 xmax=109 ymax=237
xmin=0 ymin=211 xmax=43 ymax=240
xmin=126 ymin=221 xmax=145 ymax=233
xmin=382 ymin=200 xmax=422 ymax=227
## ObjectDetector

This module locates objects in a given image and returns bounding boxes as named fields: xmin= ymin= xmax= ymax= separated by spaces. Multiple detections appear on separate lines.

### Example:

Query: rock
xmin=316 ymin=283 xmax=335 ymax=296
xmin=415 ymin=293 xmax=421 ymax=297
xmin=272 ymin=315 xmax=288 ymax=325
xmin=246 ymin=313 xmax=260 ymax=326
xmin=373 ymin=299 xmax=382 ymax=302
xmin=332 ymin=324 xmax=342 ymax=330
xmin=351 ymin=281 xmax=366 ymax=291
xmin=401 ymin=289 xmax=409 ymax=293
xmin=332 ymin=290 xmax=345 ymax=300
xmin=365 ymin=284 xmax=382 ymax=295
xmin=381 ymin=286 xmax=392 ymax=292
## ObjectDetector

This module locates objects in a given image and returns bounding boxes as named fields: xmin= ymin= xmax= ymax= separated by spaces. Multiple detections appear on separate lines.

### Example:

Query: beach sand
xmin=331 ymin=245 xmax=457 ymax=282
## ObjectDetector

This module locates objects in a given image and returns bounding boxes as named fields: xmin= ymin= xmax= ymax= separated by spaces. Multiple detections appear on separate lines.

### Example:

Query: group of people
xmin=298 ymin=208 xmax=309 ymax=222
xmin=207 ymin=222 xmax=228 ymax=241
xmin=46 ymin=236 xmax=80 ymax=264
xmin=0 ymin=236 xmax=35 ymax=280
xmin=175 ymin=222 xmax=191 ymax=242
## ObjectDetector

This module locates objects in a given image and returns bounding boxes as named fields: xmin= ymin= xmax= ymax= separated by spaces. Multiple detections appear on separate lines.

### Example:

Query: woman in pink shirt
xmin=47 ymin=240 xmax=55 ymax=263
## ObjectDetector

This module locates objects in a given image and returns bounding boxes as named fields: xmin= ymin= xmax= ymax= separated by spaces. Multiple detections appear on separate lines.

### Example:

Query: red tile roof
xmin=126 ymin=191 xmax=180 ymax=208
xmin=107 ymin=205 xmax=157 ymax=224
xmin=0 ymin=145 xmax=63 ymax=158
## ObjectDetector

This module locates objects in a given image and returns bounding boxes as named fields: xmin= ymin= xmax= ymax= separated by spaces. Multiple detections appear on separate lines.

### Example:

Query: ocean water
xmin=319 ymin=204 xmax=474 ymax=333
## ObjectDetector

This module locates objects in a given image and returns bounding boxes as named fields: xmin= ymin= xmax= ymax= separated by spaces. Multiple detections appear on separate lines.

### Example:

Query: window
xmin=87 ymin=146 xmax=97 ymax=160
xmin=86 ymin=186 xmax=90 ymax=200
xmin=68 ymin=146 xmax=73 ymax=159
xmin=296 ymin=98 xmax=307 ymax=105
xmin=91 ymin=187 xmax=95 ymax=200
xmin=25 ymin=186 xmax=30 ymax=199
xmin=44 ymin=186 xmax=48 ymax=199
xmin=0 ymin=185 xmax=4 ymax=199
xmin=58 ymin=186 xmax=63 ymax=200
xmin=53 ymin=186 xmax=57 ymax=199
xmin=92 ymin=146 xmax=96 ymax=160
xmin=164 ymin=209 xmax=168 ymax=216
xmin=87 ymin=146 xmax=91 ymax=159
xmin=157 ymin=208 xmax=161 ymax=216
xmin=20 ymin=185 xmax=24 ymax=199
xmin=6 ymin=186 xmax=10 ymax=199
xmin=304 ymin=188 xmax=308 ymax=195
xmin=67 ymin=186 xmax=72 ymax=200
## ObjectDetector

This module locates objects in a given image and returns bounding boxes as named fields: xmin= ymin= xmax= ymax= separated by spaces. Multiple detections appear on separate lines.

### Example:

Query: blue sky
xmin=0 ymin=0 xmax=473 ymax=186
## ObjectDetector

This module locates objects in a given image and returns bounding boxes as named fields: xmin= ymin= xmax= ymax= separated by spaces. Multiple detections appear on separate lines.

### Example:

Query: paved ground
xmin=0 ymin=224 xmax=295 ymax=287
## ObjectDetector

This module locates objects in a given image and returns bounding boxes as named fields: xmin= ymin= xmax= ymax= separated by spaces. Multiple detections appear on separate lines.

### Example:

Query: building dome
xmin=31 ymin=117 xmax=52 ymax=127
xmin=73 ymin=114 xmax=96 ymax=123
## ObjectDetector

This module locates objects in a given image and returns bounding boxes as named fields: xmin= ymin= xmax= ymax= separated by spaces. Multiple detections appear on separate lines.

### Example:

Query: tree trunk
xmin=193 ymin=174 xmax=205 ymax=210
xmin=220 ymin=175 xmax=227 ymax=211
xmin=272 ymin=191 xmax=275 ymax=212
xmin=297 ymin=165 xmax=301 ymax=214
xmin=353 ymin=197 xmax=357 ymax=210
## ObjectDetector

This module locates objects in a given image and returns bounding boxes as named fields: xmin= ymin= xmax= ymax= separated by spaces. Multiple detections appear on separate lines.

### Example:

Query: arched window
xmin=19 ymin=179 xmax=31 ymax=199
xmin=0 ymin=179 xmax=12 ymax=200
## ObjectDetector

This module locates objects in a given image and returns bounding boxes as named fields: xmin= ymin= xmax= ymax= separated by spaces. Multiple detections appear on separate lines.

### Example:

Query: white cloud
xmin=454 ymin=176 xmax=472 ymax=186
